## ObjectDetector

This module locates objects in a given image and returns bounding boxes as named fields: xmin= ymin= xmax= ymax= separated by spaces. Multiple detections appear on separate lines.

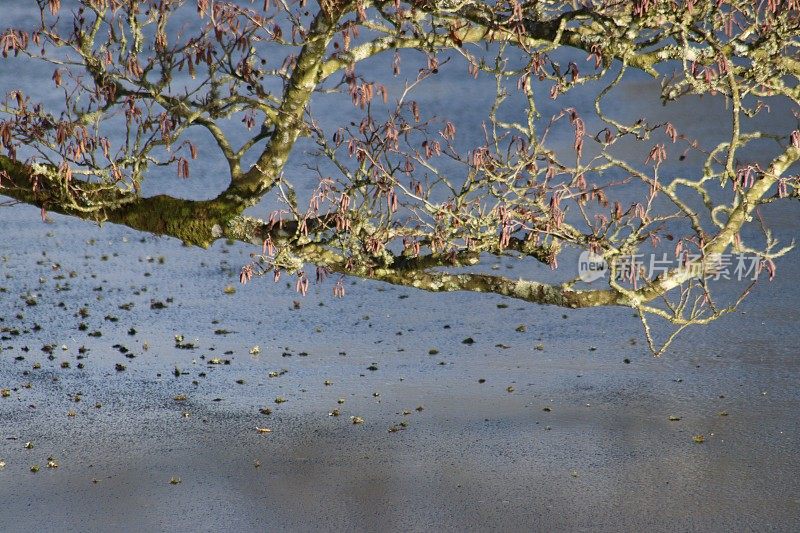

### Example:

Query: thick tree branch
xmin=224 ymin=7 xmax=346 ymax=205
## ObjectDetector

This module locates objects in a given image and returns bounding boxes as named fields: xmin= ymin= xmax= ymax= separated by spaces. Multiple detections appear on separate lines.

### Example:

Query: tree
xmin=1 ymin=0 xmax=798 ymax=354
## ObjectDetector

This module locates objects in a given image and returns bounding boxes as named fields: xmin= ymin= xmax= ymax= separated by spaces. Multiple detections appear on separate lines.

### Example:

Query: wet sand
xmin=1 ymin=205 xmax=799 ymax=532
